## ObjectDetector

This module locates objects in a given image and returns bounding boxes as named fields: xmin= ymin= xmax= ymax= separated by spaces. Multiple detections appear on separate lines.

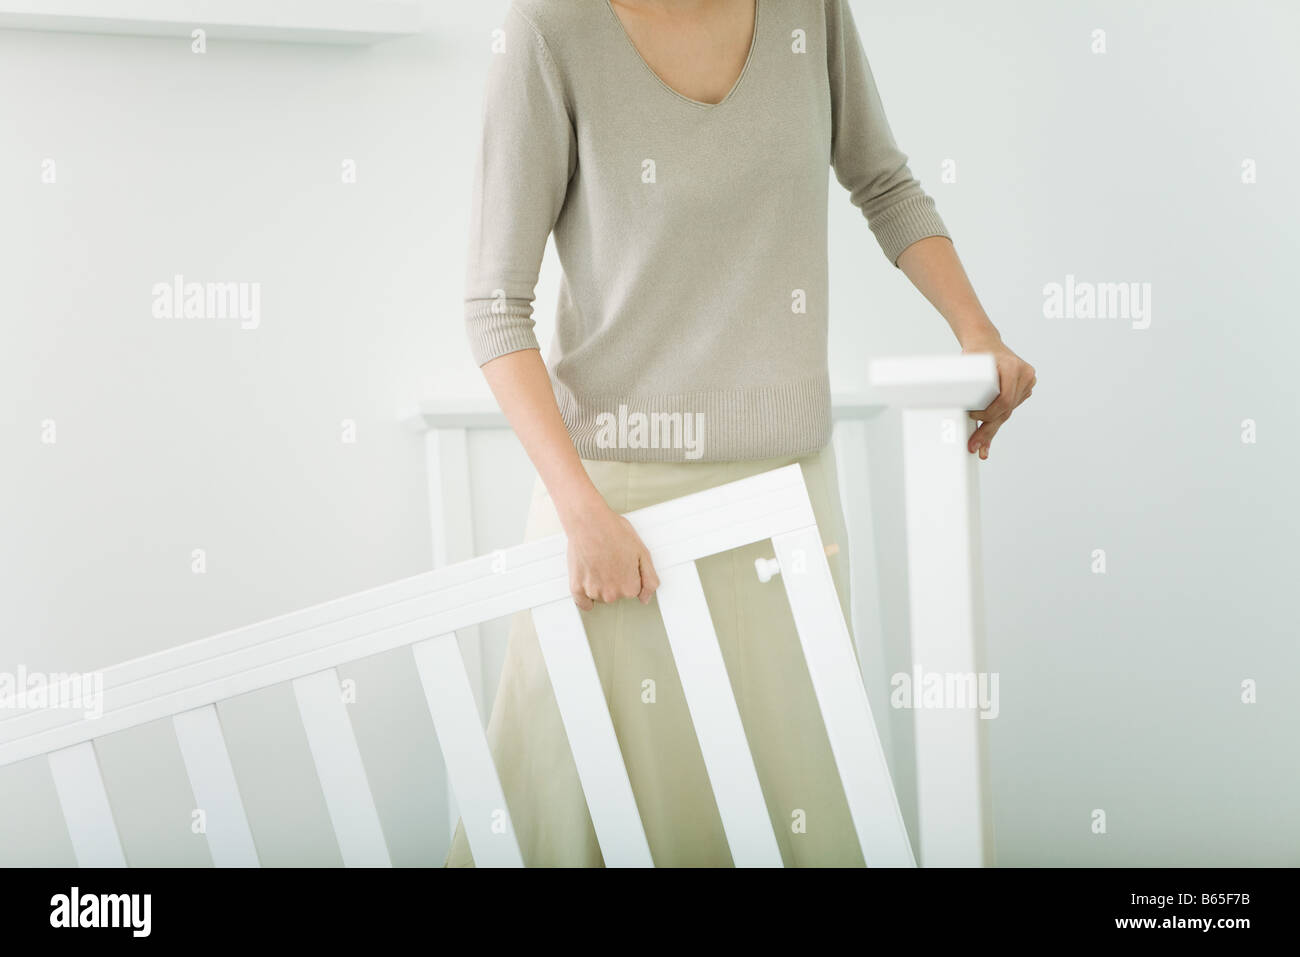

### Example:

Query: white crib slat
xmin=773 ymin=525 xmax=916 ymax=867
xmin=530 ymin=599 xmax=653 ymax=867
xmin=48 ymin=741 xmax=127 ymax=867
xmin=292 ymin=669 xmax=392 ymax=867
xmin=413 ymin=634 xmax=523 ymax=867
xmin=656 ymin=562 xmax=782 ymax=867
xmin=424 ymin=426 xmax=483 ymax=843
xmin=173 ymin=705 xmax=260 ymax=867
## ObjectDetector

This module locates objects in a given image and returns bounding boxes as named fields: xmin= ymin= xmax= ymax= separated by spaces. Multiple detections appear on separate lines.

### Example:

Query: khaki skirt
xmin=444 ymin=442 xmax=863 ymax=867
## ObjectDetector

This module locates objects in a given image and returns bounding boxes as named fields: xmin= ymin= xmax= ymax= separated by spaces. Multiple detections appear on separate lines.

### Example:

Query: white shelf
xmin=0 ymin=0 xmax=422 ymax=45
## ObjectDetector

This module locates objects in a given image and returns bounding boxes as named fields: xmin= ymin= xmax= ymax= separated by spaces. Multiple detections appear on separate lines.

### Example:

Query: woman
xmin=446 ymin=0 xmax=1035 ymax=866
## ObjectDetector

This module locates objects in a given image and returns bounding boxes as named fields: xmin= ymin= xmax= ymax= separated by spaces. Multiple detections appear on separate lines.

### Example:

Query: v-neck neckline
xmin=603 ymin=0 xmax=761 ymax=110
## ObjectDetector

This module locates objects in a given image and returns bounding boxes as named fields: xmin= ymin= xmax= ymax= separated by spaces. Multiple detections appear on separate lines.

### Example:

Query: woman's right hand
xmin=565 ymin=502 xmax=660 ymax=610
xmin=476 ymin=350 xmax=660 ymax=610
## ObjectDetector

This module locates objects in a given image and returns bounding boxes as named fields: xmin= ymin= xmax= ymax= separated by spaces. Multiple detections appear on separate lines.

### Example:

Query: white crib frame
xmin=0 ymin=355 xmax=998 ymax=868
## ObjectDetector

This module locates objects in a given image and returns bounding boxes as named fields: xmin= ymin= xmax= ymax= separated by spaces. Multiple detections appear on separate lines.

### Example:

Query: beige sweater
xmin=465 ymin=0 xmax=950 ymax=461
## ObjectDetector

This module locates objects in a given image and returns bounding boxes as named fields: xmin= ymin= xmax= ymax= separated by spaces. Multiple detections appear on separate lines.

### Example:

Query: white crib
xmin=0 ymin=355 xmax=997 ymax=868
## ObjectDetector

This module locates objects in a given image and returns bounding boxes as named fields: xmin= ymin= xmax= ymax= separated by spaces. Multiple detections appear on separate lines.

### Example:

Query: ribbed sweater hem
xmin=555 ymin=376 xmax=832 ymax=463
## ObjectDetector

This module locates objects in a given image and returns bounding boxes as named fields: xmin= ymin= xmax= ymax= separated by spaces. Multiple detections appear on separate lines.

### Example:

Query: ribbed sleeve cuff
xmin=465 ymin=300 xmax=541 ymax=366
xmin=869 ymin=193 xmax=951 ymax=267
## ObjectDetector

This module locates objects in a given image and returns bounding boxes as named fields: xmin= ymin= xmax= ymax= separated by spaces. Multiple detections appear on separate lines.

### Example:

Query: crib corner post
xmin=869 ymin=354 xmax=999 ymax=868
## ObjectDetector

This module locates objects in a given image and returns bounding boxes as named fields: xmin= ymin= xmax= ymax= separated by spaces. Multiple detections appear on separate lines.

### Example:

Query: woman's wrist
xmin=553 ymin=478 xmax=612 ymax=533
xmin=956 ymin=320 xmax=1004 ymax=353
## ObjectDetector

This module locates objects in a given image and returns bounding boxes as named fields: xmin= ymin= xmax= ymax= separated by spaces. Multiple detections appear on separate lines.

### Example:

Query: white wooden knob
xmin=754 ymin=556 xmax=781 ymax=583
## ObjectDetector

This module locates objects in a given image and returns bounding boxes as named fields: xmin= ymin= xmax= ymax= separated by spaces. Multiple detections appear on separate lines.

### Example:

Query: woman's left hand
xmin=962 ymin=338 xmax=1035 ymax=459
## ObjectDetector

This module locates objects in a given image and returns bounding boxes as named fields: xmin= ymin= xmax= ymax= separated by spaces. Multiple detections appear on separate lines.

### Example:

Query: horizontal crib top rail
xmin=0 ymin=463 xmax=817 ymax=768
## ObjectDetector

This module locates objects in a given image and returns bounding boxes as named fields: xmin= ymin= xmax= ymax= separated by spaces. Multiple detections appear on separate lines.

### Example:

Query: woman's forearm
xmin=895 ymin=235 xmax=1037 ymax=459
xmin=480 ymin=349 xmax=607 ymax=532
xmin=896 ymin=236 xmax=1003 ymax=349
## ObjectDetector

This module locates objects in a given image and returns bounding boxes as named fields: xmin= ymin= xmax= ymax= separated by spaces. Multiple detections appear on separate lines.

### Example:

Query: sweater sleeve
xmin=825 ymin=0 xmax=950 ymax=266
xmin=464 ymin=5 xmax=577 ymax=366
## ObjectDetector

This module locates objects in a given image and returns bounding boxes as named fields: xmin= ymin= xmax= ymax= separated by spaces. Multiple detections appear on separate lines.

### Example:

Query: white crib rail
xmin=0 ymin=462 xmax=910 ymax=868
xmin=4 ymin=354 xmax=999 ymax=868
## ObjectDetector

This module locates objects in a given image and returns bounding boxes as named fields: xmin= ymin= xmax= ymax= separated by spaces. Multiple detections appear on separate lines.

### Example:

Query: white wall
xmin=0 ymin=1 xmax=494 ymax=866
xmin=2 ymin=0 xmax=1296 ymax=867
xmin=834 ymin=0 xmax=1300 ymax=865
